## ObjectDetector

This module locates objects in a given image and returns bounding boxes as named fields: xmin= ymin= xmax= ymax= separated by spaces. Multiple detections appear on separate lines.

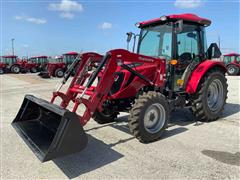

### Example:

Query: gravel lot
xmin=0 ymin=73 xmax=239 ymax=179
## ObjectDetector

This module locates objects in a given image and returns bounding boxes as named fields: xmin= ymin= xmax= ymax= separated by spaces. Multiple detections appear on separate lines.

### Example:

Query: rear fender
xmin=185 ymin=60 xmax=226 ymax=94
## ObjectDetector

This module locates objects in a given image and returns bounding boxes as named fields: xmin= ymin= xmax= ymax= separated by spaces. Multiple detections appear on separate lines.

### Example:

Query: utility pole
xmin=11 ymin=38 xmax=15 ymax=56
xmin=218 ymin=35 xmax=221 ymax=50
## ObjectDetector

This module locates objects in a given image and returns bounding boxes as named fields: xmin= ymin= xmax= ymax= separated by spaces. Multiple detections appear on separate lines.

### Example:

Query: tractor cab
xmin=223 ymin=53 xmax=240 ymax=64
xmin=30 ymin=56 xmax=48 ymax=65
xmin=29 ymin=56 xmax=49 ymax=72
xmin=128 ymin=13 xmax=221 ymax=91
xmin=62 ymin=52 xmax=78 ymax=65
xmin=2 ymin=55 xmax=17 ymax=65
xmin=223 ymin=53 xmax=240 ymax=75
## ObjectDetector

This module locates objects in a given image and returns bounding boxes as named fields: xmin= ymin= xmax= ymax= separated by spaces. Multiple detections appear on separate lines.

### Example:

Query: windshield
xmin=39 ymin=57 xmax=48 ymax=63
xmin=30 ymin=58 xmax=37 ymax=63
xmin=138 ymin=24 xmax=172 ymax=61
xmin=63 ymin=54 xmax=77 ymax=64
xmin=236 ymin=56 xmax=240 ymax=63
xmin=3 ymin=57 xmax=16 ymax=64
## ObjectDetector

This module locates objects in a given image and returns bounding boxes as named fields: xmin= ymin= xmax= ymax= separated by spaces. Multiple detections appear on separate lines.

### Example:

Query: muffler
xmin=12 ymin=95 xmax=88 ymax=162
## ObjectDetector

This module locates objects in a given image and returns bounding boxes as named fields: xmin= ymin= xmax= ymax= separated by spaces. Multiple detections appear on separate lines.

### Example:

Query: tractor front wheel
xmin=11 ymin=65 xmax=20 ymax=74
xmin=93 ymin=110 xmax=118 ymax=124
xmin=227 ymin=65 xmax=239 ymax=75
xmin=191 ymin=69 xmax=227 ymax=122
xmin=128 ymin=91 xmax=169 ymax=143
xmin=30 ymin=67 xmax=37 ymax=73
xmin=55 ymin=68 xmax=64 ymax=78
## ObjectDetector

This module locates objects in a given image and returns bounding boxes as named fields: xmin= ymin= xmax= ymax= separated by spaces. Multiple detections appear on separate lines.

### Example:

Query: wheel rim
xmin=228 ymin=67 xmax=235 ymax=74
xmin=57 ymin=71 xmax=64 ymax=77
xmin=144 ymin=103 xmax=166 ymax=134
xmin=14 ymin=67 xmax=19 ymax=73
xmin=207 ymin=79 xmax=224 ymax=112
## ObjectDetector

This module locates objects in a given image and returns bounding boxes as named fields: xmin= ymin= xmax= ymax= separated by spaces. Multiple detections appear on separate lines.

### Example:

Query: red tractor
xmin=0 ymin=55 xmax=38 ymax=73
xmin=19 ymin=58 xmax=39 ymax=73
xmin=29 ymin=56 xmax=49 ymax=72
xmin=39 ymin=52 xmax=78 ymax=78
xmin=12 ymin=14 xmax=228 ymax=162
xmin=0 ymin=58 xmax=6 ymax=74
xmin=223 ymin=53 xmax=240 ymax=75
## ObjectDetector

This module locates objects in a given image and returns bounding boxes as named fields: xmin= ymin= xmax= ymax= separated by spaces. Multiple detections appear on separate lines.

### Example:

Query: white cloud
xmin=14 ymin=15 xmax=47 ymax=24
xmin=60 ymin=12 xmax=74 ymax=19
xmin=48 ymin=0 xmax=83 ymax=19
xmin=174 ymin=0 xmax=204 ymax=9
xmin=99 ymin=22 xmax=112 ymax=29
xmin=14 ymin=15 xmax=24 ymax=20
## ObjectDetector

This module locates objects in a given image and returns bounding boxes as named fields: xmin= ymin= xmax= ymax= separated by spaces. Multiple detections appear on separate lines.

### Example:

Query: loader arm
xmin=51 ymin=49 xmax=163 ymax=126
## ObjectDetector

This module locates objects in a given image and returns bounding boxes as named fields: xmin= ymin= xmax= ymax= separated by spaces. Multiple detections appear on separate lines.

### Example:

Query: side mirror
xmin=126 ymin=32 xmax=133 ymax=43
xmin=207 ymin=43 xmax=222 ymax=59
xmin=175 ymin=20 xmax=183 ymax=33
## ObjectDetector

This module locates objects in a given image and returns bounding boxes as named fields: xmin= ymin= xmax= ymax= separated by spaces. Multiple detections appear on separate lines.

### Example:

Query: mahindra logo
xmin=138 ymin=57 xmax=154 ymax=62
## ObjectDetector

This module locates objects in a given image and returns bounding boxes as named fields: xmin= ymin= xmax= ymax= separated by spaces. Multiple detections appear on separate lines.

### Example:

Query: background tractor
xmin=12 ymin=14 xmax=228 ymax=162
xmin=39 ymin=52 xmax=78 ymax=78
xmin=0 ymin=57 xmax=6 ymax=74
xmin=223 ymin=53 xmax=240 ymax=75
xmin=29 ymin=56 xmax=49 ymax=72
xmin=0 ymin=55 xmax=38 ymax=73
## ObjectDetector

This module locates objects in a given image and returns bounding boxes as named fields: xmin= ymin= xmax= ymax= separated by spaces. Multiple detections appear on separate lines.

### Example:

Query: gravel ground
xmin=0 ymin=73 xmax=239 ymax=179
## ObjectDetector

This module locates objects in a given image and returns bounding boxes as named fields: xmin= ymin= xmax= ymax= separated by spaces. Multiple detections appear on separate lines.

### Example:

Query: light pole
xmin=11 ymin=38 xmax=15 ymax=56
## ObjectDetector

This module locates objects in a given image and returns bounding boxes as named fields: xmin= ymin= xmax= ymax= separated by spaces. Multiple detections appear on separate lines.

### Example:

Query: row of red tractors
xmin=0 ymin=52 xmax=78 ymax=78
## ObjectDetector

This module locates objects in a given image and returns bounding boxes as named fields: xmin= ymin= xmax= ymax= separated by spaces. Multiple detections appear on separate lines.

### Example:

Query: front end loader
xmin=12 ymin=14 xmax=228 ymax=162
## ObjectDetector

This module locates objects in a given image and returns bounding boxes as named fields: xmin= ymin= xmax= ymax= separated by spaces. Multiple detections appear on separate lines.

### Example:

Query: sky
xmin=1 ymin=0 xmax=240 ymax=57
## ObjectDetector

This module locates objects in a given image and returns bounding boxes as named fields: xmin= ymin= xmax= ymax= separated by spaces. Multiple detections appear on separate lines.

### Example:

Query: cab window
xmin=176 ymin=24 xmax=200 ymax=63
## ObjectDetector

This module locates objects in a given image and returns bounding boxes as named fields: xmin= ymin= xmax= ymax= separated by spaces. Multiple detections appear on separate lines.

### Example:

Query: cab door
xmin=173 ymin=24 xmax=202 ymax=90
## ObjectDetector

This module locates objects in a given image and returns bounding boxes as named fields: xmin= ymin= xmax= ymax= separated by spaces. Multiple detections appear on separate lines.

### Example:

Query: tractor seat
xmin=178 ymin=52 xmax=192 ymax=63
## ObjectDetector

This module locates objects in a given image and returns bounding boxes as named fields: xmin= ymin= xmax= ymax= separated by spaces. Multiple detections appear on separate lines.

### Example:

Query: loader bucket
xmin=38 ymin=71 xmax=50 ymax=78
xmin=12 ymin=95 xmax=88 ymax=162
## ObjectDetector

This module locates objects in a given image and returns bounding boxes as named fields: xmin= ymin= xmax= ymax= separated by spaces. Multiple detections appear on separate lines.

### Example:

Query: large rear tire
xmin=128 ymin=91 xmax=169 ymax=143
xmin=93 ymin=110 xmax=118 ymax=124
xmin=227 ymin=65 xmax=239 ymax=75
xmin=11 ymin=65 xmax=20 ymax=74
xmin=191 ymin=69 xmax=228 ymax=122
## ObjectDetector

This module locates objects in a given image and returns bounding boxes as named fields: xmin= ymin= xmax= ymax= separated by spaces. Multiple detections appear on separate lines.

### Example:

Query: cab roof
xmin=2 ymin=55 xmax=17 ymax=58
xmin=30 ymin=56 xmax=48 ymax=58
xmin=224 ymin=53 xmax=240 ymax=56
xmin=139 ymin=13 xmax=211 ymax=27
xmin=63 ymin=52 xmax=78 ymax=55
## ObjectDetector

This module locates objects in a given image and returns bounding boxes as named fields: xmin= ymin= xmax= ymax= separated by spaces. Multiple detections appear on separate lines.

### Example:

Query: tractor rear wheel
xmin=128 ymin=91 xmax=169 ymax=143
xmin=55 ymin=68 xmax=64 ymax=77
xmin=11 ymin=65 xmax=20 ymax=74
xmin=227 ymin=65 xmax=239 ymax=75
xmin=191 ymin=69 xmax=227 ymax=122
xmin=93 ymin=109 xmax=118 ymax=124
